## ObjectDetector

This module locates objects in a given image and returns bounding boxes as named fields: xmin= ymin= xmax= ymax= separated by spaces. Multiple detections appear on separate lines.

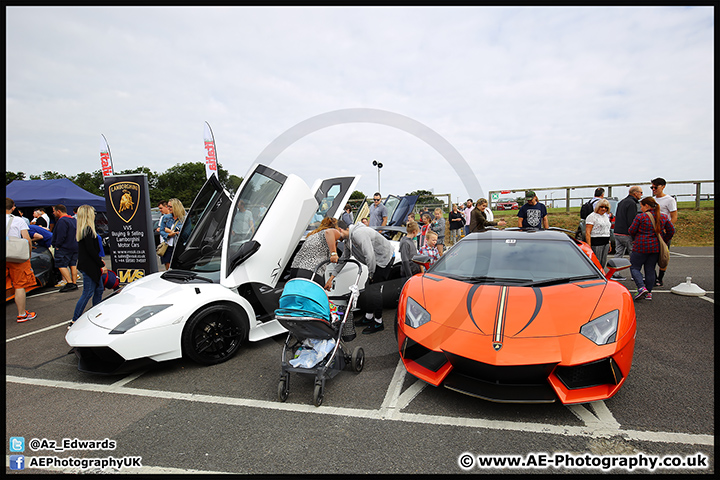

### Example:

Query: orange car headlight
xmin=405 ymin=297 xmax=431 ymax=329
xmin=580 ymin=310 xmax=618 ymax=345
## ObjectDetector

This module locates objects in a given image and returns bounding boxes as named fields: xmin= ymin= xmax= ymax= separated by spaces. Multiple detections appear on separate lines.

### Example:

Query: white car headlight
xmin=110 ymin=304 xmax=172 ymax=334
xmin=405 ymin=297 xmax=431 ymax=329
xmin=580 ymin=310 xmax=619 ymax=345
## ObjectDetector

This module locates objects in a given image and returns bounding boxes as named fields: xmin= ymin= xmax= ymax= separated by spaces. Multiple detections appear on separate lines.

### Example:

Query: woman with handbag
xmin=159 ymin=198 xmax=185 ymax=270
xmin=628 ymin=197 xmax=674 ymax=301
xmin=6 ymin=197 xmax=37 ymax=322
xmin=69 ymin=205 xmax=107 ymax=328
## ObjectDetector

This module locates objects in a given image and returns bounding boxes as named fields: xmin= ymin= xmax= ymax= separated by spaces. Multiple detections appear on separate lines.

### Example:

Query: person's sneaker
xmin=17 ymin=311 xmax=36 ymax=323
xmin=55 ymin=280 xmax=67 ymax=287
xmin=645 ymin=293 xmax=653 ymax=301
xmin=362 ymin=322 xmax=384 ymax=334
xmin=633 ymin=287 xmax=648 ymax=301
xmin=67 ymin=321 xmax=75 ymax=329
xmin=655 ymin=279 xmax=663 ymax=287
xmin=355 ymin=316 xmax=374 ymax=326
xmin=611 ymin=274 xmax=625 ymax=281
xmin=59 ymin=283 xmax=78 ymax=292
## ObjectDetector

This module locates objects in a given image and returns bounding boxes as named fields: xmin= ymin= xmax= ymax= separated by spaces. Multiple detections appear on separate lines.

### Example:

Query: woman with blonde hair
xmin=584 ymin=198 xmax=612 ymax=269
xmin=628 ymin=197 xmax=675 ymax=301
xmin=70 ymin=205 xmax=107 ymax=328
xmin=160 ymin=198 xmax=186 ymax=270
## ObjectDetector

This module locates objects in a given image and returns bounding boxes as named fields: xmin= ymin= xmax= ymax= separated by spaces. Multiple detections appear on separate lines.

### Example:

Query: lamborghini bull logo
xmin=109 ymin=181 xmax=140 ymax=223
xmin=118 ymin=190 xmax=134 ymax=213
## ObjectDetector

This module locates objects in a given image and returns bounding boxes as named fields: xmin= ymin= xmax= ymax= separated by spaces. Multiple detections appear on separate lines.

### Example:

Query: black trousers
xmin=359 ymin=262 xmax=393 ymax=320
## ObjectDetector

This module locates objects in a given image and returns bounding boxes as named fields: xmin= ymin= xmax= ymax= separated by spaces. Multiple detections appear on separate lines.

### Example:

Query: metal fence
xmin=489 ymin=180 xmax=714 ymax=212
xmin=346 ymin=179 xmax=713 ymax=221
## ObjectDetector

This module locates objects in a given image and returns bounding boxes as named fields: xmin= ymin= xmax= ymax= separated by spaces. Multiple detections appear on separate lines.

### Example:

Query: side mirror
xmin=606 ymin=258 xmax=630 ymax=270
xmin=229 ymin=240 xmax=261 ymax=271
xmin=412 ymin=254 xmax=431 ymax=265
xmin=605 ymin=257 xmax=630 ymax=280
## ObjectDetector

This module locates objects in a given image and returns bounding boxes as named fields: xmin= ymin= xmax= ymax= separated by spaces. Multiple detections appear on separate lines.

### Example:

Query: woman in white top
xmin=585 ymin=198 xmax=612 ymax=269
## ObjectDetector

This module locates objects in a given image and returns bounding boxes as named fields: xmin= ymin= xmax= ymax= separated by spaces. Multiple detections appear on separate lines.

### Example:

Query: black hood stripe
xmin=466 ymin=283 xmax=485 ymax=334
xmin=513 ymin=287 xmax=543 ymax=336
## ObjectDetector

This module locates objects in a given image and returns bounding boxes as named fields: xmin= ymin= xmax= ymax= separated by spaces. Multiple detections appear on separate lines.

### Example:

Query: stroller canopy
xmin=275 ymin=278 xmax=331 ymax=322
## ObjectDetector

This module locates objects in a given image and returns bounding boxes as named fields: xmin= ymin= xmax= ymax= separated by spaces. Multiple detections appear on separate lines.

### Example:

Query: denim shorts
xmin=54 ymin=248 xmax=78 ymax=268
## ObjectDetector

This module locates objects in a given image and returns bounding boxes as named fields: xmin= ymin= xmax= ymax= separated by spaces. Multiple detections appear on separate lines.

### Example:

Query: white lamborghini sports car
xmin=66 ymin=164 xmax=369 ymax=374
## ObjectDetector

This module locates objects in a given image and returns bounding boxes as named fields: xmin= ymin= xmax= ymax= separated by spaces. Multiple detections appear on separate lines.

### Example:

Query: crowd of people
xmin=4 ymin=176 xmax=680 ymax=329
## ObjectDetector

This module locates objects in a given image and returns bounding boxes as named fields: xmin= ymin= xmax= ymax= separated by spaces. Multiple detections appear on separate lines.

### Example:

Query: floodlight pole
xmin=372 ymin=159 xmax=383 ymax=192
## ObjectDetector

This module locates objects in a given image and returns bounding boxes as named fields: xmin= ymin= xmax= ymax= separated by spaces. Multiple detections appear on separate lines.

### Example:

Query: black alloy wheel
xmin=182 ymin=305 xmax=247 ymax=365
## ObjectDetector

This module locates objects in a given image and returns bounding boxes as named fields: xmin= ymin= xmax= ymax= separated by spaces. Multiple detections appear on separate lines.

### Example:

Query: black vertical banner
xmin=103 ymin=174 xmax=158 ymax=283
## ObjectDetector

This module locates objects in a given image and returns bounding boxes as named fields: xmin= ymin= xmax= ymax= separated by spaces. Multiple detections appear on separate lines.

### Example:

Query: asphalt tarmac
xmin=5 ymin=247 xmax=714 ymax=474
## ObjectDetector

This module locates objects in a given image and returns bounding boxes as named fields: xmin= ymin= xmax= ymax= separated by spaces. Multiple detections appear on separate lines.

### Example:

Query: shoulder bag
xmin=156 ymin=219 xmax=179 ymax=257
xmin=646 ymin=212 xmax=669 ymax=269
xmin=6 ymin=216 xmax=31 ymax=263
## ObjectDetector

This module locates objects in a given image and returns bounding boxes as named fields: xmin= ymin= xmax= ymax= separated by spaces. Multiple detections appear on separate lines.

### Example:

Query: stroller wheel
xmin=352 ymin=346 xmax=365 ymax=373
xmin=278 ymin=378 xmax=289 ymax=402
xmin=313 ymin=383 xmax=324 ymax=407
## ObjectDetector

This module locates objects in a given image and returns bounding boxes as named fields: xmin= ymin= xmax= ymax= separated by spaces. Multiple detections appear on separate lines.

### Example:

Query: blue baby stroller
xmin=276 ymin=259 xmax=364 ymax=406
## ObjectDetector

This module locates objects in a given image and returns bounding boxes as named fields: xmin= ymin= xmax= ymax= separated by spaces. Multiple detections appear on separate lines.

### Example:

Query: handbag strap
xmin=645 ymin=212 xmax=665 ymax=242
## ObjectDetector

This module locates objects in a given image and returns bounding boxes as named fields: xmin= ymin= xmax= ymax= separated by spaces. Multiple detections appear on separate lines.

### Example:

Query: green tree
xmin=71 ymin=170 xmax=105 ymax=196
xmin=407 ymin=189 xmax=442 ymax=206
xmin=350 ymin=190 xmax=365 ymax=200
xmin=226 ymin=174 xmax=244 ymax=196
xmin=155 ymin=162 xmax=207 ymax=207
xmin=5 ymin=171 xmax=25 ymax=185
xmin=38 ymin=171 xmax=68 ymax=180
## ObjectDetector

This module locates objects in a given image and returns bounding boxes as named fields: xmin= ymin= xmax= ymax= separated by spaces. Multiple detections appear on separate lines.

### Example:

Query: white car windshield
xmin=430 ymin=237 xmax=601 ymax=286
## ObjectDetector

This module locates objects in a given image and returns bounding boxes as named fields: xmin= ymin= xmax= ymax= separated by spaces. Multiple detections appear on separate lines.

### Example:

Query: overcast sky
xmin=6 ymin=6 xmax=714 ymax=204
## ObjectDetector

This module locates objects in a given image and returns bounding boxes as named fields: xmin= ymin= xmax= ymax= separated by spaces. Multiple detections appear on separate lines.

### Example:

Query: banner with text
xmin=103 ymin=174 xmax=158 ymax=284
xmin=204 ymin=121 xmax=218 ymax=180
xmin=100 ymin=134 xmax=115 ymax=177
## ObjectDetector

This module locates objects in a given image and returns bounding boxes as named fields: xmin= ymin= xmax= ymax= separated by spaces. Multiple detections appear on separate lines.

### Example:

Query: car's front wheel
xmin=181 ymin=304 xmax=248 ymax=365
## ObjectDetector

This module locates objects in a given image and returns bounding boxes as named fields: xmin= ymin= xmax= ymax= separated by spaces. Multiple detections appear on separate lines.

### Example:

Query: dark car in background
xmin=496 ymin=198 xmax=519 ymax=210
xmin=5 ymin=245 xmax=58 ymax=302
xmin=151 ymin=207 xmax=162 ymax=246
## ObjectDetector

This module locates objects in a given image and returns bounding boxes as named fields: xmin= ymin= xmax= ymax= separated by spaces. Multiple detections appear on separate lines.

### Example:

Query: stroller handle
xmin=313 ymin=257 xmax=362 ymax=280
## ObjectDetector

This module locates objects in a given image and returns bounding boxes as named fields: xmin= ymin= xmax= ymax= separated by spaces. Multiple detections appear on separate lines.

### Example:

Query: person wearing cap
xmin=517 ymin=190 xmax=549 ymax=229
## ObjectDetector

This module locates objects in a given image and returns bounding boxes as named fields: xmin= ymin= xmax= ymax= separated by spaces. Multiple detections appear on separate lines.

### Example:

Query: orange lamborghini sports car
xmin=396 ymin=228 xmax=636 ymax=405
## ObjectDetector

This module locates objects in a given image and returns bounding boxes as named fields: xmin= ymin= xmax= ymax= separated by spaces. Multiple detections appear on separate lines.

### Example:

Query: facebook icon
xmin=10 ymin=455 xmax=25 ymax=470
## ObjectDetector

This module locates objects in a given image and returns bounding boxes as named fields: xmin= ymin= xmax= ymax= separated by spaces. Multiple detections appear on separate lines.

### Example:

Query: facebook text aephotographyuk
xmin=25 ymin=455 xmax=142 ymax=471
xmin=457 ymin=452 xmax=709 ymax=472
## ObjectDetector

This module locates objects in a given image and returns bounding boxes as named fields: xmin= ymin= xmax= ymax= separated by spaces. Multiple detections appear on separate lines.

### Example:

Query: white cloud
xmin=6 ymin=6 xmax=714 ymax=202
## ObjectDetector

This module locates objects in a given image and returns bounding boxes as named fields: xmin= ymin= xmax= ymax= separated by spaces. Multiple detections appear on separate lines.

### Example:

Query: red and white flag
xmin=100 ymin=134 xmax=115 ymax=177
xmin=203 ymin=122 xmax=218 ymax=179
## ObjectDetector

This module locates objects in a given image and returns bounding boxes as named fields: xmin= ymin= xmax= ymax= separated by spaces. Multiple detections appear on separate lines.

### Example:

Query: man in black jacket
xmin=611 ymin=186 xmax=643 ymax=280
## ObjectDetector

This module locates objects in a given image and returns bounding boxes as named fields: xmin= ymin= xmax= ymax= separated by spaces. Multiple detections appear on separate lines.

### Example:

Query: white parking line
xmin=6 ymin=321 xmax=72 ymax=342
xmin=6 ymin=374 xmax=713 ymax=447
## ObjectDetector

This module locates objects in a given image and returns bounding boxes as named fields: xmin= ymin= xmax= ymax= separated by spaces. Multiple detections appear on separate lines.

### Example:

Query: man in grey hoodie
xmin=327 ymin=220 xmax=395 ymax=334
